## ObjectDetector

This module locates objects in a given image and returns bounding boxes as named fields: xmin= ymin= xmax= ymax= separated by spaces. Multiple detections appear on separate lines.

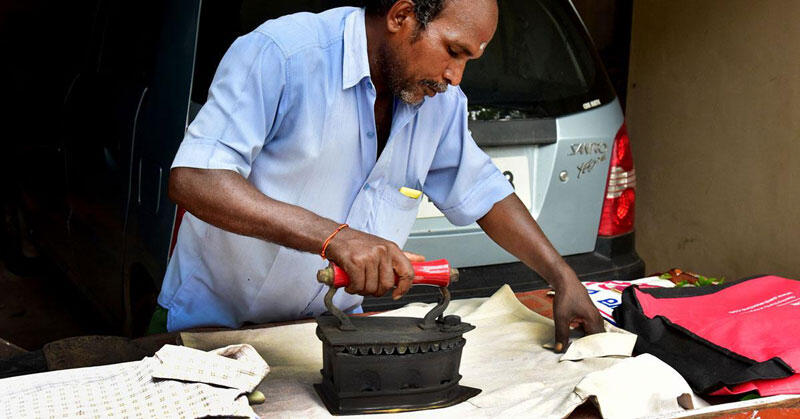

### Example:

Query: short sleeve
xmin=171 ymin=32 xmax=288 ymax=179
xmin=423 ymin=89 xmax=514 ymax=226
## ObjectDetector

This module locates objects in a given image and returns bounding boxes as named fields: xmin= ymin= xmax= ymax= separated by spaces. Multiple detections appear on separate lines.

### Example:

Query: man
xmin=159 ymin=0 xmax=603 ymax=351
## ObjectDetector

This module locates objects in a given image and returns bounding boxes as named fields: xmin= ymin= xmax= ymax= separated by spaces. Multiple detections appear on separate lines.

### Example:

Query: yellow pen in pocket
xmin=399 ymin=186 xmax=422 ymax=199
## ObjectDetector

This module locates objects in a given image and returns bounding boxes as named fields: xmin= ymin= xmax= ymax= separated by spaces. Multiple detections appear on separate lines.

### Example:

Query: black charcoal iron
xmin=314 ymin=260 xmax=480 ymax=415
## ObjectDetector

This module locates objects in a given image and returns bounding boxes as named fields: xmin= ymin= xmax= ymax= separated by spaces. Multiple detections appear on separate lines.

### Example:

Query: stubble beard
xmin=377 ymin=43 xmax=447 ymax=105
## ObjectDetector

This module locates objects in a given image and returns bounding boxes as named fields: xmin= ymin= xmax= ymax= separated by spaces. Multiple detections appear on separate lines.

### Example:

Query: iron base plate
xmin=314 ymin=382 xmax=481 ymax=415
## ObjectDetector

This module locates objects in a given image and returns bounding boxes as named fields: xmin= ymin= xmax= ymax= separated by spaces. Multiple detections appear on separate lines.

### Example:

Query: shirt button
xmin=367 ymin=131 xmax=375 ymax=137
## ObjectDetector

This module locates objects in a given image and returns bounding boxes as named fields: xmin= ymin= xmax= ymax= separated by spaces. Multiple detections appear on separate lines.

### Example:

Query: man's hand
xmin=476 ymin=193 xmax=605 ymax=350
xmin=324 ymin=228 xmax=417 ymax=299
xmin=552 ymin=277 xmax=604 ymax=352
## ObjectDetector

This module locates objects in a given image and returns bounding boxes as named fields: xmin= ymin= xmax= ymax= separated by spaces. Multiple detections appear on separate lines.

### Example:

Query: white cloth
xmin=182 ymin=285 xmax=651 ymax=418
xmin=0 ymin=344 xmax=269 ymax=418
xmin=574 ymin=354 xmax=705 ymax=419
xmin=560 ymin=332 xmax=638 ymax=362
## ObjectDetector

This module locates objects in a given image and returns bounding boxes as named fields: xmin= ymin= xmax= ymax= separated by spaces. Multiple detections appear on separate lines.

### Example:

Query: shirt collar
xmin=342 ymin=8 xmax=371 ymax=90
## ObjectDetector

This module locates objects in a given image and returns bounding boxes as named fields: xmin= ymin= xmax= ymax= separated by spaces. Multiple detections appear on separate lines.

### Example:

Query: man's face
xmin=381 ymin=0 xmax=499 ymax=105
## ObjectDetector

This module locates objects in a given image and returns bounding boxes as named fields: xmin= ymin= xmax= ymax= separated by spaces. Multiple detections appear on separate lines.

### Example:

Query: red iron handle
xmin=316 ymin=259 xmax=458 ymax=288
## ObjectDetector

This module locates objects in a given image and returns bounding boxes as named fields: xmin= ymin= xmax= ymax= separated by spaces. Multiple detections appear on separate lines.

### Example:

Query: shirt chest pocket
xmin=361 ymin=183 xmax=421 ymax=248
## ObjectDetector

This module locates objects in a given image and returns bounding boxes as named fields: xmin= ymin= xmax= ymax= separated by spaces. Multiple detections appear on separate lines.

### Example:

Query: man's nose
xmin=444 ymin=61 xmax=466 ymax=86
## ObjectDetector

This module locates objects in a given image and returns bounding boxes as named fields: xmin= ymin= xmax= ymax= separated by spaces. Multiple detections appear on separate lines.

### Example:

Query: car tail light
xmin=598 ymin=123 xmax=636 ymax=236
xmin=169 ymin=206 xmax=187 ymax=258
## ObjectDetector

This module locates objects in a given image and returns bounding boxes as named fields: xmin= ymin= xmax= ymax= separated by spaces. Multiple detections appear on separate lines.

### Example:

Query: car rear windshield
xmin=192 ymin=0 xmax=615 ymax=119
xmin=462 ymin=0 xmax=616 ymax=118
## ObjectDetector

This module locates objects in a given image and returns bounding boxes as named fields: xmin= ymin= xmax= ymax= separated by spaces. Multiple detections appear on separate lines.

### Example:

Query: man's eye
xmin=447 ymin=47 xmax=458 ymax=58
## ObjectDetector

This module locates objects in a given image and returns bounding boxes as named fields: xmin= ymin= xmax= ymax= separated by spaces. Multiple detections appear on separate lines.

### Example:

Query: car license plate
xmin=417 ymin=155 xmax=532 ymax=219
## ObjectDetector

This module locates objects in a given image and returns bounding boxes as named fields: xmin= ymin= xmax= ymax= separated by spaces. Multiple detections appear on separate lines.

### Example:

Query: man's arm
xmin=169 ymin=167 xmax=415 ymax=299
xmin=477 ymin=193 xmax=604 ymax=351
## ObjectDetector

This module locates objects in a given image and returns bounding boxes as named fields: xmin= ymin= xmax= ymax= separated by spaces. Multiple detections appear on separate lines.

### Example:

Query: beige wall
xmin=627 ymin=0 xmax=800 ymax=280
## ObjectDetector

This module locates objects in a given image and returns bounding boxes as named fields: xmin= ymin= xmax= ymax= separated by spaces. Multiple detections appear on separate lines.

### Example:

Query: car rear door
xmin=121 ymin=0 xmax=201 ymax=335
xmin=58 ymin=0 xmax=197 ymax=326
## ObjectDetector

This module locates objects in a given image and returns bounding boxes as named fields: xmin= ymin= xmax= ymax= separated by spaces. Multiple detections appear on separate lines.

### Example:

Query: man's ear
xmin=386 ymin=0 xmax=417 ymax=34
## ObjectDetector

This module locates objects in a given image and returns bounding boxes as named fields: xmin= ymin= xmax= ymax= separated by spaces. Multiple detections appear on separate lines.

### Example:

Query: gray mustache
xmin=420 ymin=80 xmax=448 ymax=93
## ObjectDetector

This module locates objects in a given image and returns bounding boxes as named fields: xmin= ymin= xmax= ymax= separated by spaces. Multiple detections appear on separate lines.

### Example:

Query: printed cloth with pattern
xmin=0 ymin=343 xmax=269 ymax=418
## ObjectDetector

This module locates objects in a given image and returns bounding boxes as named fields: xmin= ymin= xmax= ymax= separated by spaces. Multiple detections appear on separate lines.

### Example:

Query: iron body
xmin=314 ymin=285 xmax=480 ymax=415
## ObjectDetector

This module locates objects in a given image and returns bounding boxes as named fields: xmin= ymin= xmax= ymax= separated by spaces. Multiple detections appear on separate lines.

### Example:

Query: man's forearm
xmin=169 ymin=167 xmax=340 ymax=254
xmin=479 ymin=194 xmax=604 ymax=345
xmin=477 ymin=193 xmax=575 ymax=290
xmin=169 ymin=167 xmax=417 ymax=298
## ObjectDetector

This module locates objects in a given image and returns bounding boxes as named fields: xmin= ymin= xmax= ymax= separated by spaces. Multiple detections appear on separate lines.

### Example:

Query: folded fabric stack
xmin=615 ymin=275 xmax=800 ymax=397
xmin=583 ymin=277 xmax=675 ymax=324
xmin=0 ymin=344 xmax=269 ymax=418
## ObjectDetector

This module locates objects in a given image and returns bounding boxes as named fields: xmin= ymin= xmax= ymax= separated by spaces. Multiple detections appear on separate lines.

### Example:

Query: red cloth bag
xmin=615 ymin=275 xmax=800 ymax=396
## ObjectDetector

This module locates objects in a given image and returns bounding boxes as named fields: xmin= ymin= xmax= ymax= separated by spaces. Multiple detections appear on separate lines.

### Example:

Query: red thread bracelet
xmin=321 ymin=224 xmax=348 ymax=259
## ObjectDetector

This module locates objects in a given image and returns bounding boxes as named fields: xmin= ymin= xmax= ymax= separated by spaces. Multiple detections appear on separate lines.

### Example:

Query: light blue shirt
xmin=159 ymin=7 xmax=513 ymax=331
